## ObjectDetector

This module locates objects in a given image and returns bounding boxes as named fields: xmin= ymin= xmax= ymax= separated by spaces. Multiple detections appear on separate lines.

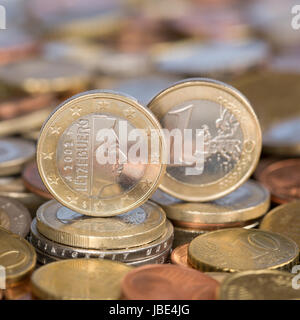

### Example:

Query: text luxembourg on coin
xmin=37 ymin=90 xmax=166 ymax=216
xmin=148 ymin=78 xmax=262 ymax=202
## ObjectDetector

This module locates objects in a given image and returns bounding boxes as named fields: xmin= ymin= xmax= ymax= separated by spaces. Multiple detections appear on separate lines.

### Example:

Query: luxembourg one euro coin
xmin=148 ymin=78 xmax=262 ymax=202
xmin=37 ymin=90 xmax=166 ymax=216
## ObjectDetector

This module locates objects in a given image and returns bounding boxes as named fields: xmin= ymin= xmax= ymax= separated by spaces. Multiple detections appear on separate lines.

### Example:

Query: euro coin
xmin=31 ymin=259 xmax=132 ymax=300
xmin=148 ymin=78 xmax=262 ymax=201
xmin=36 ymin=200 xmax=166 ymax=249
xmin=188 ymin=228 xmax=299 ymax=272
xmin=218 ymin=270 xmax=300 ymax=300
xmin=30 ymin=218 xmax=173 ymax=262
xmin=0 ymin=227 xmax=36 ymax=286
xmin=260 ymin=201 xmax=300 ymax=250
xmin=0 ymin=196 xmax=31 ymax=237
xmin=256 ymin=159 xmax=300 ymax=204
xmin=37 ymin=90 xmax=166 ymax=216
xmin=152 ymin=180 xmax=270 ymax=226
xmin=121 ymin=264 xmax=219 ymax=300
xmin=0 ymin=59 xmax=90 ymax=94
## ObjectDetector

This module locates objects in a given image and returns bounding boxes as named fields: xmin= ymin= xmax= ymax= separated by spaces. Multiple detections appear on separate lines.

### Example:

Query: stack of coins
xmin=29 ymin=90 xmax=172 ymax=267
xmin=29 ymin=200 xmax=173 ymax=266
xmin=0 ymin=138 xmax=47 ymax=219
xmin=147 ymin=78 xmax=266 ymax=247
xmin=152 ymin=180 xmax=270 ymax=247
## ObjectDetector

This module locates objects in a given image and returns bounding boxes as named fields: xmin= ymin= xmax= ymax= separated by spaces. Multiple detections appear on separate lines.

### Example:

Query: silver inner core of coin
xmin=161 ymin=99 xmax=243 ymax=184
xmin=57 ymin=113 xmax=147 ymax=199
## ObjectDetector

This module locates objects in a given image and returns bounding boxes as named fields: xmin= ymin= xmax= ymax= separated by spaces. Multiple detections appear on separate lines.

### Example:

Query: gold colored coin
xmin=36 ymin=200 xmax=166 ymax=249
xmin=218 ymin=270 xmax=300 ymax=300
xmin=153 ymin=180 xmax=270 ymax=224
xmin=0 ymin=176 xmax=46 ymax=218
xmin=188 ymin=228 xmax=299 ymax=272
xmin=31 ymin=259 xmax=132 ymax=300
xmin=0 ymin=107 xmax=53 ymax=138
xmin=37 ymin=90 xmax=166 ymax=216
xmin=231 ymin=72 xmax=300 ymax=156
xmin=0 ymin=227 xmax=36 ymax=285
xmin=260 ymin=201 xmax=300 ymax=249
xmin=0 ymin=59 xmax=90 ymax=94
xmin=148 ymin=78 xmax=262 ymax=202
xmin=0 ymin=138 xmax=35 ymax=176
xmin=205 ymin=272 xmax=229 ymax=284
xmin=0 ymin=196 xmax=32 ymax=237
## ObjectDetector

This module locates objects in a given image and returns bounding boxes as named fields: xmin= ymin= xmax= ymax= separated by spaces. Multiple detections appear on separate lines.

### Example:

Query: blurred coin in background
xmin=260 ymin=202 xmax=300 ymax=250
xmin=218 ymin=270 xmax=300 ymax=300
xmin=152 ymin=39 xmax=269 ymax=77
xmin=0 ymin=138 xmax=35 ymax=176
xmin=22 ymin=161 xmax=52 ymax=200
xmin=0 ymin=196 xmax=31 ymax=237
xmin=256 ymin=159 xmax=300 ymax=204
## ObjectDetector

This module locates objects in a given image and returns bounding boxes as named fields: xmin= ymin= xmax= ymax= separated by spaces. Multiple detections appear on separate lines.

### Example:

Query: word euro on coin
xmin=148 ymin=78 xmax=262 ymax=202
xmin=37 ymin=91 xmax=166 ymax=216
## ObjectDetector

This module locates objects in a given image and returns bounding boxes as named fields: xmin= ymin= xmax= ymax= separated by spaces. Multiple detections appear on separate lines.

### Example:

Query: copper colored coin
xmin=170 ymin=218 xmax=259 ymax=231
xmin=4 ymin=278 xmax=32 ymax=300
xmin=257 ymin=159 xmax=300 ymax=204
xmin=0 ymin=94 xmax=55 ymax=120
xmin=22 ymin=161 xmax=52 ymax=200
xmin=121 ymin=264 xmax=219 ymax=300
xmin=171 ymin=243 xmax=189 ymax=268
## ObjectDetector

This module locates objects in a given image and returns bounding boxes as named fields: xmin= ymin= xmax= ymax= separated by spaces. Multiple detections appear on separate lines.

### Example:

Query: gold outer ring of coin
xmin=37 ymin=90 xmax=167 ymax=217
xmin=160 ymin=180 xmax=270 ymax=224
xmin=260 ymin=201 xmax=300 ymax=250
xmin=29 ymin=218 xmax=173 ymax=262
xmin=0 ymin=226 xmax=36 ymax=285
xmin=188 ymin=228 xmax=299 ymax=273
xmin=31 ymin=259 xmax=132 ymax=300
xmin=217 ymin=270 xmax=300 ymax=300
xmin=36 ymin=200 xmax=167 ymax=249
xmin=147 ymin=78 xmax=262 ymax=202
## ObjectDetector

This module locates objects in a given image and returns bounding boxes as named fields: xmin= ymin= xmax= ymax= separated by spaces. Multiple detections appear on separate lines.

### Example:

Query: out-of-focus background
xmin=0 ymin=0 xmax=299 ymax=148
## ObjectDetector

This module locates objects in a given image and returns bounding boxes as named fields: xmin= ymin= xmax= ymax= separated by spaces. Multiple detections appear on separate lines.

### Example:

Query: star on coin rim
xmin=147 ymin=78 xmax=262 ymax=202
xmin=37 ymin=90 xmax=166 ymax=217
